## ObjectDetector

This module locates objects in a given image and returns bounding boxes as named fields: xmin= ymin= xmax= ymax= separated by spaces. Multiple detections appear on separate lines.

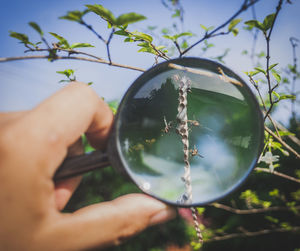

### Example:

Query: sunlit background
xmin=1 ymin=0 xmax=299 ymax=125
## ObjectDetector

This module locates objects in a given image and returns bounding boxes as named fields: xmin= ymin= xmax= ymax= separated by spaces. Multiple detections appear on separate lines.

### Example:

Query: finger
xmin=0 ymin=111 xmax=27 ymax=127
xmin=54 ymin=176 xmax=82 ymax=211
xmin=55 ymin=137 xmax=84 ymax=210
xmin=17 ymin=82 xmax=113 ymax=175
xmin=39 ymin=194 xmax=176 ymax=250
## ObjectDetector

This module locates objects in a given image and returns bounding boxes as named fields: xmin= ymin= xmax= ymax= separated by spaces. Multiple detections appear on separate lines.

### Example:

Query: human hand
xmin=0 ymin=82 xmax=176 ymax=250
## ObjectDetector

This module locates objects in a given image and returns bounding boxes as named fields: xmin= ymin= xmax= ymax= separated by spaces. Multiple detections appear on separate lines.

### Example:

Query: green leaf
xmin=181 ymin=40 xmax=188 ymax=49
xmin=155 ymin=45 xmax=166 ymax=50
xmin=173 ymin=32 xmax=193 ymax=40
xmin=49 ymin=32 xmax=70 ymax=48
xmin=85 ymin=4 xmax=116 ymax=25
xmin=138 ymin=47 xmax=156 ymax=54
xmin=114 ymin=30 xmax=129 ymax=36
xmin=254 ymin=67 xmax=266 ymax=75
xmin=9 ymin=31 xmax=30 ymax=44
xmin=244 ymin=20 xmax=265 ymax=31
xmin=28 ymin=22 xmax=43 ymax=36
xmin=124 ymin=37 xmax=134 ymax=42
xmin=279 ymin=94 xmax=296 ymax=101
xmin=163 ymin=34 xmax=175 ymax=40
xmin=132 ymin=31 xmax=153 ymax=42
xmin=263 ymin=13 xmax=276 ymax=31
xmin=231 ymin=28 xmax=239 ymax=36
xmin=59 ymin=10 xmax=89 ymax=23
xmin=272 ymin=90 xmax=280 ymax=99
xmin=87 ymin=82 xmax=93 ymax=86
xmin=137 ymin=42 xmax=150 ymax=48
xmin=56 ymin=69 xmax=75 ymax=78
xmin=200 ymin=24 xmax=214 ymax=31
xmin=288 ymin=64 xmax=297 ymax=74
xmin=147 ymin=26 xmax=157 ymax=31
xmin=248 ymin=70 xmax=260 ymax=77
xmin=272 ymin=71 xmax=281 ymax=83
xmin=70 ymin=43 xmax=94 ymax=49
xmin=161 ymin=28 xmax=169 ymax=34
xmin=268 ymin=63 xmax=278 ymax=70
xmin=228 ymin=18 xmax=242 ymax=31
xmin=115 ymin=12 xmax=146 ymax=26
xmin=108 ymin=100 xmax=119 ymax=114
xmin=172 ymin=9 xmax=180 ymax=18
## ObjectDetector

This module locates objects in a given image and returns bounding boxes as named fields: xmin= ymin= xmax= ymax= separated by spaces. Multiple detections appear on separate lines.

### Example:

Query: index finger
xmin=22 ymin=82 xmax=114 ymax=174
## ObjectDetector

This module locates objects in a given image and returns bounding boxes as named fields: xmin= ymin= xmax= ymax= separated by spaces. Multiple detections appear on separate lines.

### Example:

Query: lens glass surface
xmin=116 ymin=58 xmax=263 ymax=206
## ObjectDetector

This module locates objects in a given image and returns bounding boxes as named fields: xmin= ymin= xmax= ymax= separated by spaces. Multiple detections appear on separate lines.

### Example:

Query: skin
xmin=0 ymin=82 xmax=176 ymax=251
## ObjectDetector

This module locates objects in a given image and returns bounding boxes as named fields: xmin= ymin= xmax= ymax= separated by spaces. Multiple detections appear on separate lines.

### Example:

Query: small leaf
xmin=28 ymin=22 xmax=43 ymax=36
xmin=161 ymin=28 xmax=169 ymax=34
xmin=279 ymin=94 xmax=296 ymax=101
xmin=173 ymin=32 xmax=193 ymax=40
xmin=116 ymin=12 xmax=146 ymax=26
xmin=114 ymin=30 xmax=129 ymax=36
xmin=268 ymin=63 xmax=278 ymax=70
xmin=272 ymin=71 xmax=281 ymax=83
xmin=59 ymin=10 xmax=89 ymax=23
xmin=70 ymin=43 xmax=94 ymax=48
xmin=87 ymin=82 xmax=93 ymax=86
xmin=124 ymin=37 xmax=134 ymax=42
xmin=228 ymin=18 xmax=241 ymax=31
xmin=85 ymin=4 xmax=116 ymax=25
xmin=9 ymin=31 xmax=30 ymax=44
xmin=248 ymin=70 xmax=260 ymax=77
xmin=147 ymin=26 xmax=157 ymax=30
xmin=263 ymin=13 xmax=275 ymax=31
xmin=132 ymin=31 xmax=153 ymax=42
xmin=200 ymin=24 xmax=214 ymax=31
xmin=272 ymin=90 xmax=280 ymax=99
xmin=172 ymin=9 xmax=180 ymax=18
xmin=232 ymin=28 xmax=239 ymax=36
xmin=137 ymin=42 xmax=150 ymax=48
xmin=244 ymin=20 xmax=265 ymax=31
xmin=155 ymin=45 xmax=166 ymax=50
xmin=181 ymin=40 xmax=188 ymax=49
xmin=138 ymin=47 xmax=156 ymax=54
xmin=254 ymin=67 xmax=266 ymax=75
xmin=163 ymin=34 xmax=175 ymax=40
xmin=49 ymin=32 xmax=70 ymax=48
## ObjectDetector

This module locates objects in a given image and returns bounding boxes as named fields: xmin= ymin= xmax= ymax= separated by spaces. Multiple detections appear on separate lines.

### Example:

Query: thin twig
xmin=106 ymin=28 xmax=115 ymax=64
xmin=210 ymin=202 xmax=300 ymax=214
xmin=263 ymin=0 xmax=283 ymax=121
xmin=181 ymin=0 xmax=259 ymax=56
xmin=269 ymin=115 xmax=300 ymax=147
xmin=264 ymin=125 xmax=300 ymax=159
xmin=82 ymin=21 xmax=106 ymax=43
xmin=205 ymin=226 xmax=300 ymax=242
xmin=255 ymin=167 xmax=300 ymax=184
xmin=250 ymin=1 xmax=259 ymax=65
xmin=0 ymin=55 xmax=145 ymax=72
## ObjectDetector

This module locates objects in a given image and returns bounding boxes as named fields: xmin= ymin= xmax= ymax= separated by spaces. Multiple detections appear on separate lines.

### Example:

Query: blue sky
xmin=0 ymin=0 xmax=299 ymax=124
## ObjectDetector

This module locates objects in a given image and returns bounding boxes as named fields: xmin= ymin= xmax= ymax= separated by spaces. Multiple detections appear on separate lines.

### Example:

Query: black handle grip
xmin=54 ymin=150 xmax=110 ymax=181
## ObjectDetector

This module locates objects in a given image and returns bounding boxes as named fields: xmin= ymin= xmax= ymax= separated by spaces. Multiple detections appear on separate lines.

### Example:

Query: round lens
xmin=114 ymin=58 xmax=264 ymax=206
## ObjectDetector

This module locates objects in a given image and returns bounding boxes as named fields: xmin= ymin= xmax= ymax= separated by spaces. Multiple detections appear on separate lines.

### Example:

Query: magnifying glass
xmin=54 ymin=57 xmax=264 ymax=207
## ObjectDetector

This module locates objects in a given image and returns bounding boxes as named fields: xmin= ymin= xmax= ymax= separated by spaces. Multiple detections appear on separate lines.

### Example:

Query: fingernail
xmin=149 ymin=207 xmax=176 ymax=226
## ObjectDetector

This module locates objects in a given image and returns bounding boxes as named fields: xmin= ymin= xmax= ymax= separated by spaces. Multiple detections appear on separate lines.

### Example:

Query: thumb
xmin=41 ymin=194 xmax=176 ymax=250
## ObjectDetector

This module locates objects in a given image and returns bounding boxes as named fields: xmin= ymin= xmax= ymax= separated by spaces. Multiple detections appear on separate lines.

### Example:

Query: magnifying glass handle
xmin=54 ymin=150 xmax=110 ymax=181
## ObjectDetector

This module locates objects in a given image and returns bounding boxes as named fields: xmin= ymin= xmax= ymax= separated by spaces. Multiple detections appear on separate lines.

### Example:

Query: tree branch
xmin=210 ymin=202 xmax=300 ymax=214
xmin=0 ymin=55 xmax=145 ymax=72
xmin=263 ymin=0 xmax=283 ymax=121
xmin=255 ymin=167 xmax=300 ymax=184
xmin=264 ymin=125 xmax=300 ymax=159
xmin=181 ymin=0 xmax=259 ymax=56
xmin=206 ymin=226 xmax=300 ymax=242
